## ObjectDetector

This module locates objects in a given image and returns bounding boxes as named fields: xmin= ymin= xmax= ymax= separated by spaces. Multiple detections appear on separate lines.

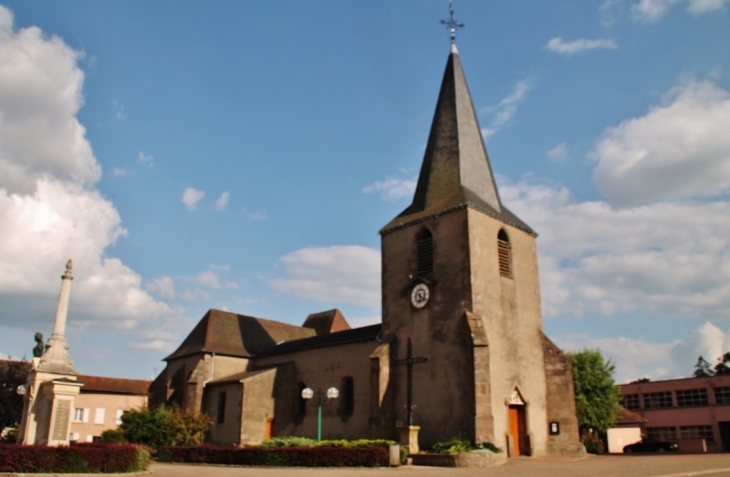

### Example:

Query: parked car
xmin=623 ymin=438 xmax=679 ymax=453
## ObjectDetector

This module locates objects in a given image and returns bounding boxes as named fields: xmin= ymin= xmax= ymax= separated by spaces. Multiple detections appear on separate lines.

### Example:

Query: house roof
xmin=615 ymin=407 xmax=648 ymax=425
xmin=255 ymin=324 xmax=381 ymax=357
xmin=207 ymin=369 xmax=273 ymax=386
xmin=164 ymin=309 xmax=316 ymax=361
xmin=302 ymin=309 xmax=351 ymax=336
xmin=76 ymin=375 xmax=150 ymax=395
xmin=381 ymin=44 xmax=534 ymax=236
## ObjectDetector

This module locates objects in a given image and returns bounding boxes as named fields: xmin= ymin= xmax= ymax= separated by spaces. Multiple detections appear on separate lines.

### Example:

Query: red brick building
xmin=619 ymin=375 xmax=730 ymax=452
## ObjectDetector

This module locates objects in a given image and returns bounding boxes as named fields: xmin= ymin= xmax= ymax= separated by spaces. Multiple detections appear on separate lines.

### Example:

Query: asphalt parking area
xmin=148 ymin=453 xmax=730 ymax=477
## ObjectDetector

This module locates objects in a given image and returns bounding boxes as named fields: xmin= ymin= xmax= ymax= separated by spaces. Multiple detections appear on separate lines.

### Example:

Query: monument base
xmin=398 ymin=425 xmax=421 ymax=454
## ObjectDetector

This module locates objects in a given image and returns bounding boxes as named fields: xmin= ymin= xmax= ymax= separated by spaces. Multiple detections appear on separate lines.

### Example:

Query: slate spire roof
xmin=381 ymin=44 xmax=534 ymax=236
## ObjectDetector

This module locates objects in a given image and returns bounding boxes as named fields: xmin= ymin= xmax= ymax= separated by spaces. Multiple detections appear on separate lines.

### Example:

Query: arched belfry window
xmin=497 ymin=229 xmax=512 ymax=279
xmin=416 ymin=230 xmax=433 ymax=275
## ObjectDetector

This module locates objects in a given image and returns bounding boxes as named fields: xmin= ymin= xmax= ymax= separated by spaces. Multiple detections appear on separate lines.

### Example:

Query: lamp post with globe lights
xmin=301 ymin=386 xmax=339 ymax=442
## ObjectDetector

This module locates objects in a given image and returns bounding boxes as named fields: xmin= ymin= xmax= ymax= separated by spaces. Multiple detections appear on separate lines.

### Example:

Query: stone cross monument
xmin=18 ymin=259 xmax=83 ymax=446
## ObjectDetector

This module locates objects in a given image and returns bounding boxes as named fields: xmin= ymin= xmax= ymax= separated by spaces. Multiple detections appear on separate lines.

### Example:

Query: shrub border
xmin=157 ymin=445 xmax=389 ymax=467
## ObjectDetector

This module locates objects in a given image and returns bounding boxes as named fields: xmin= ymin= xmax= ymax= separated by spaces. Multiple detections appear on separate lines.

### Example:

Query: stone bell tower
xmin=19 ymin=259 xmax=83 ymax=446
xmin=379 ymin=43 xmax=581 ymax=456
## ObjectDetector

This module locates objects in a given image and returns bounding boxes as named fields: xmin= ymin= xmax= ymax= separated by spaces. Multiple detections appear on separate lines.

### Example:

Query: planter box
xmin=410 ymin=451 xmax=506 ymax=468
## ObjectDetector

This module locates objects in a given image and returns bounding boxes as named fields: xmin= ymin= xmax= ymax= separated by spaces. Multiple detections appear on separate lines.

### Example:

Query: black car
xmin=623 ymin=438 xmax=679 ymax=453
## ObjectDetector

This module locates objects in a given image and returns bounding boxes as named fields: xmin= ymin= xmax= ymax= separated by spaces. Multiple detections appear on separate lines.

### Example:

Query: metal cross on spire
xmin=440 ymin=0 xmax=464 ymax=43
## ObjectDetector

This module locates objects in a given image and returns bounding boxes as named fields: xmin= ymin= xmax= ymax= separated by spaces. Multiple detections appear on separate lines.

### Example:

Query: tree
xmin=568 ymin=349 xmax=621 ymax=435
xmin=694 ymin=356 xmax=714 ymax=377
xmin=715 ymin=352 xmax=730 ymax=376
xmin=0 ymin=359 xmax=31 ymax=431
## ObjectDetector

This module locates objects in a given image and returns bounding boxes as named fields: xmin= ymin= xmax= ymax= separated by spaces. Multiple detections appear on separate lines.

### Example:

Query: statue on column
xmin=33 ymin=332 xmax=44 ymax=358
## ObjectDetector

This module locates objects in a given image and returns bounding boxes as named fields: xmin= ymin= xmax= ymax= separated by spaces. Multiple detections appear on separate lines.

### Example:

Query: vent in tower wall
xmin=497 ymin=229 xmax=512 ymax=279
xmin=417 ymin=232 xmax=433 ymax=275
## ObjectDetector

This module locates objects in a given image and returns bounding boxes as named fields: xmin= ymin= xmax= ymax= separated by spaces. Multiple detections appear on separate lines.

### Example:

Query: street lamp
xmin=301 ymin=386 xmax=339 ymax=442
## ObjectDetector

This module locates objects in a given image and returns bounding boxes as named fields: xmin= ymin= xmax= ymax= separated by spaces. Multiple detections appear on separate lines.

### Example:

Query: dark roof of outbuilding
xmin=615 ymin=407 xmax=648 ymax=425
xmin=76 ymin=375 xmax=150 ymax=396
xmin=380 ymin=44 xmax=534 ymax=236
xmin=164 ymin=309 xmax=315 ymax=361
xmin=302 ymin=309 xmax=351 ymax=336
xmin=256 ymin=324 xmax=382 ymax=357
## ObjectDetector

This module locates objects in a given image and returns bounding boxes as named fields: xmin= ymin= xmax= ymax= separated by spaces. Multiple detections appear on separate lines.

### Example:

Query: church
xmin=149 ymin=40 xmax=584 ymax=457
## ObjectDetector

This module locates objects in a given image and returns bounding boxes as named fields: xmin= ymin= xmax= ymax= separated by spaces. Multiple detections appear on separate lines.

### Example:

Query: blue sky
xmin=1 ymin=0 xmax=729 ymax=382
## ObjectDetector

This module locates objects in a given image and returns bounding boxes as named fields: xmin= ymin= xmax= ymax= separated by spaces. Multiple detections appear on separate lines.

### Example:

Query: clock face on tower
xmin=410 ymin=283 xmax=430 ymax=309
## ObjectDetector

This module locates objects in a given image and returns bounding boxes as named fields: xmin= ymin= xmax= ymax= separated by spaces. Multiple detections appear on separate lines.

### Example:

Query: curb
xmin=1 ymin=472 xmax=152 ymax=477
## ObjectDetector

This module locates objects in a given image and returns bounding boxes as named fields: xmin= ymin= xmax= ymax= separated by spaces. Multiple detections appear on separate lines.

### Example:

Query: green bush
xmin=581 ymin=434 xmax=605 ymax=454
xmin=432 ymin=437 xmax=472 ymax=454
xmin=261 ymin=436 xmax=316 ymax=447
xmin=120 ymin=405 xmax=212 ymax=450
xmin=129 ymin=446 xmax=151 ymax=472
xmin=475 ymin=442 xmax=501 ymax=453
xmin=314 ymin=439 xmax=395 ymax=448
xmin=100 ymin=429 xmax=126 ymax=443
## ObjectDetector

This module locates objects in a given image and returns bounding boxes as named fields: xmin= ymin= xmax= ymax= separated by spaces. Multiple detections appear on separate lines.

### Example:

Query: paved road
xmin=149 ymin=454 xmax=730 ymax=477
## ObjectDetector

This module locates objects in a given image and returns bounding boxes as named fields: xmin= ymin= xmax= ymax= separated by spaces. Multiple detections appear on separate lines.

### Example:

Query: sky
xmin=0 ymin=0 xmax=729 ymax=383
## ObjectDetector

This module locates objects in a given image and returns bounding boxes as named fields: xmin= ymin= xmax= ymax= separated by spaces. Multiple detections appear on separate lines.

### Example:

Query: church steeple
xmin=381 ymin=45 xmax=534 ymax=236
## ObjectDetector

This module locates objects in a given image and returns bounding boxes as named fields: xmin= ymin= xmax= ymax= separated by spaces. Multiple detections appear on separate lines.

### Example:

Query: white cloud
xmin=179 ymin=289 xmax=211 ymax=301
xmin=270 ymin=245 xmax=380 ymax=308
xmin=0 ymin=8 xmax=169 ymax=331
xmin=592 ymin=79 xmax=730 ymax=206
xmin=181 ymin=187 xmax=205 ymax=210
xmin=599 ymin=0 xmax=625 ymax=26
xmin=363 ymin=177 xmax=416 ymax=200
xmin=501 ymin=178 xmax=730 ymax=320
xmin=128 ymin=340 xmax=171 ymax=351
xmin=546 ymin=142 xmax=569 ymax=162
xmin=145 ymin=276 xmax=175 ymax=299
xmin=112 ymin=168 xmax=132 ymax=176
xmin=137 ymin=151 xmax=153 ymax=166
xmin=110 ymin=99 xmax=125 ymax=121
xmin=632 ymin=0 xmax=729 ymax=20
xmin=0 ymin=13 xmax=100 ymax=195
xmin=556 ymin=321 xmax=730 ymax=382
xmin=196 ymin=271 xmax=221 ymax=289
xmin=480 ymin=79 xmax=533 ymax=140
xmin=348 ymin=315 xmax=382 ymax=328
xmin=241 ymin=207 xmax=267 ymax=220
xmin=214 ymin=191 xmax=230 ymax=210
xmin=544 ymin=37 xmax=618 ymax=56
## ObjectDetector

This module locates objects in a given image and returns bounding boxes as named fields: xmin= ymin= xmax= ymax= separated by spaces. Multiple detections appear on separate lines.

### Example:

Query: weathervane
xmin=440 ymin=0 xmax=464 ymax=43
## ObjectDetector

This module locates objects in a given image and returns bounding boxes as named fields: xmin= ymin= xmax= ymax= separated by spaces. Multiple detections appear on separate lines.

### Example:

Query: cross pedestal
xmin=399 ymin=425 xmax=422 ymax=454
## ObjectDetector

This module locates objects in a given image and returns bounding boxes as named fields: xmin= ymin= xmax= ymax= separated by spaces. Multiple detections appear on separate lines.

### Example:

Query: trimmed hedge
xmin=0 ymin=442 xmax=150 ymax=473
xmin=158 ymin=445 xmax=389 ymax=467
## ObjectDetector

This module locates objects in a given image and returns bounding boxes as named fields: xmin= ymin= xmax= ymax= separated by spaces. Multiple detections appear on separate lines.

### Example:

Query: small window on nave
xmin=416 ymin=230 xmax=434 ymax=275
xmin=497 ymin=229 xmax=512 ymax=279
xmin=341 ymin=376 xmax=354 ymax=419
xmin=216 ymin=391 xmax=226 ymax=424
xmin=297 ymin=382 xmax=307 ymax=417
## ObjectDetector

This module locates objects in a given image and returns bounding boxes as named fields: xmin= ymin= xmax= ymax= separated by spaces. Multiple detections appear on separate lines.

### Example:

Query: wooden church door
xmin=508 ymin=405 xmax=527 ymax=456
xmin=265 ymin=418 xmax=274 ymax=439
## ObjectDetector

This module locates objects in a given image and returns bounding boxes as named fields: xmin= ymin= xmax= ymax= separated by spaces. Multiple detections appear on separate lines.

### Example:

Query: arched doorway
xmin=508 ymin=389 xmax=529 ymax=456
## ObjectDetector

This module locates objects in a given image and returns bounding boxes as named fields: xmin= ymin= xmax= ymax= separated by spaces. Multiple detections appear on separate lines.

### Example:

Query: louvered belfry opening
xmin=497 ymin=229 xmax=512 ymax=279
xmin=417 ymin=230 xmax=434 ymax=275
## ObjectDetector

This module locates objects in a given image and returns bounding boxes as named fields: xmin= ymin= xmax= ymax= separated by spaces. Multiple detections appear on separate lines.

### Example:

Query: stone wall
xmin=253 ymin=339 xmax=380 ymax=441
xmin=543 ymin=336 xmax=584 ymax=455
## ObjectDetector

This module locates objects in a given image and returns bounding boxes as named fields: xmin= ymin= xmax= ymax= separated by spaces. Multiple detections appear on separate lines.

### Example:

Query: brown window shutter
xmin=498 ymin=239 xmax=512 ymax=278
